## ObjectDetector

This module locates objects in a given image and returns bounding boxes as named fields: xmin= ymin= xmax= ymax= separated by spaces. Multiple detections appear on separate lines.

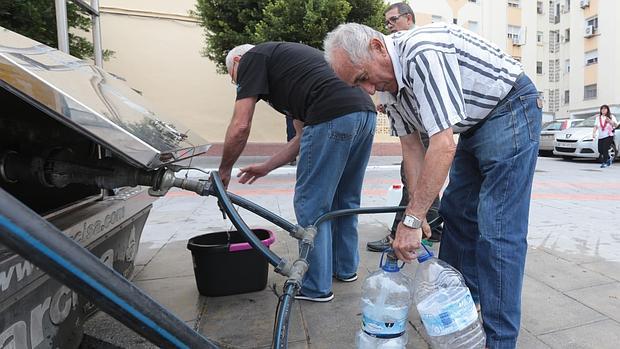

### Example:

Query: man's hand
xmin=237 ymin=163 xmax=270 ymax=184
xmin=392 ymin=220 xmax=430 ymax=263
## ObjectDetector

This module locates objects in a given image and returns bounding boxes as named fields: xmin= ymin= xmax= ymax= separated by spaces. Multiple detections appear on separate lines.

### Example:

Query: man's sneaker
xmin=294 ymin=291 xmax=334 ymax=302
xmin=334 ymin=273 xmax=358 ymax=282
xmin=366 ymin=235 xmax=391 ymax=252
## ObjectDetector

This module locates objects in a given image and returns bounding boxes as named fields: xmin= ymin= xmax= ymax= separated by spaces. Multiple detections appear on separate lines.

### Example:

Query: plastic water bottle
xmin=413 ymin=245 xmax=486 ymax=349
xmin=357 ymin=250 xmax=412 ymax=349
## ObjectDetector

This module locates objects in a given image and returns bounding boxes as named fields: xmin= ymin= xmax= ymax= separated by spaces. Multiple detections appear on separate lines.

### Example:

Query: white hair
xmin=323 ymin=23 xmax=384 ymax=66
xmin=225 ymin=44 xmax=255 ymax=74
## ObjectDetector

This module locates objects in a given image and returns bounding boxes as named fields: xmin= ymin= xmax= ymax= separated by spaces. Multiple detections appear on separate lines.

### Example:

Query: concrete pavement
xmin=83 ymin=156 xmax=620 ymax=348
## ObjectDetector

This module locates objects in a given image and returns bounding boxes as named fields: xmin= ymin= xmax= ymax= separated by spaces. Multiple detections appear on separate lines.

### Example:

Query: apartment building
xmin=394 ymin=0 xmax=620 ymax=119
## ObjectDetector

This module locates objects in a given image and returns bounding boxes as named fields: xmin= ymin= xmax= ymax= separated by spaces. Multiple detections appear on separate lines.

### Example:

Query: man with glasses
xmin=366 ymin=1 xmax=444 ymax=253
xmin=220 ymin=43 xmax=376 ymax=302
xmin=383 ymin=2 xmax=415 ymax=33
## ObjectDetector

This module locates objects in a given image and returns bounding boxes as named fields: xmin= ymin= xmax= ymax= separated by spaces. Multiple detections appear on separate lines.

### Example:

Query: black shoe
xmin=366 ymin=235 xmax=391 ymax=252
xmin=334 ymin=273 xmax=358 ymax=282
xmin=294 ymin=291 xmax=334 ymax=302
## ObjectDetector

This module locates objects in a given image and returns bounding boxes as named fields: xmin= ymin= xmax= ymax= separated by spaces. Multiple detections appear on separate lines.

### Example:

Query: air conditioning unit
xmin=584 ymin=25 xmax=594 ymax=37
xmin=580 ymin=0 xmax=590 ymax=8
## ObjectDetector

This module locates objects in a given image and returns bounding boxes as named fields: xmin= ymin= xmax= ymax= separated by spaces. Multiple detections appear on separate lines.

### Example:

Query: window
xmin=468 ymin=21 xmax=479 ymax=33
xmin=507 ymin=25 xmax=521 ymax=40
xmin=537 ymin=1 xmax=544 ymax=14
xmin=565 ymin=59 xmax=570 ymax=73
xmin=508 ymin=0 xmax=521 ymax=8
xmin=468 ymin=0 xmax=478 ymax=2
xmin=564 ymin=28 xmax=570 ymax=42
xmin=432 ymin=15 xmax=443 ymax=23
xmin=584 ymin=84 xmax=597 ymax=100
xmin=565 ymin=0 xmax=571 ymax=12
xmin=537 ymin=31 xmax=544 ymax=43
xmin=585 ymin=50 xmax=598 ymax=65
xmin=453 ymin=18 xmax=458 ymax=24
xmin=586 ymin=16 xmax=599 ymax=35
xmin=564 ymin=90 xmax=570 ymax=104
xmin=537 ymin=61 xmax=543 ymax=74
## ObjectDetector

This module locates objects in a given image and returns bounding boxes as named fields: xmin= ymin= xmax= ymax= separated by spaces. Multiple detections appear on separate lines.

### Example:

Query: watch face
xmin=403 ymin=214 xmax=422 ymax=228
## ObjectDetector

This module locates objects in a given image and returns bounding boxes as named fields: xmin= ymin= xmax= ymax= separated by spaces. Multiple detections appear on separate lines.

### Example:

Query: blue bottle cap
xmin=417 ymin=244 xmax=434 ymax=263
xmin=382 ymin=258 xmax=400 ymax=272
xmin=380 ymin=249 xmax=404 ymax=272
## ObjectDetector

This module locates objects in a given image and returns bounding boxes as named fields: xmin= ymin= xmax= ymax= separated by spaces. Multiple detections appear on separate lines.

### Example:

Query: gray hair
xmin=323 ymin=23 xmax=384 ymax=66
xmin=225 ymin=44 xmax=255 ymax=74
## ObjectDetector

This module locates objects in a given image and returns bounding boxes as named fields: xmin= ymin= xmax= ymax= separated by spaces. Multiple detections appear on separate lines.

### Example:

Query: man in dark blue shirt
xmin=219 ymin=42 xmax=376 ymax=302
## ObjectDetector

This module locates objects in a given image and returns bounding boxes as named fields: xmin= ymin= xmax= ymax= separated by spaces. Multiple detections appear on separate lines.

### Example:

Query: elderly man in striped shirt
xmin=324 ymin=22 xmax=542 ymax=348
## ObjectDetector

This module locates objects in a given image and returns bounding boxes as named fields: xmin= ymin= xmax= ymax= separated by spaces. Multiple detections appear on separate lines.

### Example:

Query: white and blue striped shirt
xmin=383 ymin=23 xmax=524 ymax=137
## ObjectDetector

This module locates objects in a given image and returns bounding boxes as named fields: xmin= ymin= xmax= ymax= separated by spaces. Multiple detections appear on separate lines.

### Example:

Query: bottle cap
xmin=417 ymin=243 xmax=434 ymax=263
xmin=380 ymin=249 xmax=404 ymax=272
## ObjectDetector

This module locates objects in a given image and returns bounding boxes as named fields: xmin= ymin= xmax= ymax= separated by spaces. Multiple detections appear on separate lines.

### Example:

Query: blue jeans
xmin=295 ymin=111 xmax=376 ymax=297
xmin=438 ymin=74 xmax=541 ymax=349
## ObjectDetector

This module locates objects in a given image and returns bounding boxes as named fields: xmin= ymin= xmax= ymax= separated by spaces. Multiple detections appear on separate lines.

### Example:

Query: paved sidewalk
xmin=84 ymin=156 xmax=620 ymax=348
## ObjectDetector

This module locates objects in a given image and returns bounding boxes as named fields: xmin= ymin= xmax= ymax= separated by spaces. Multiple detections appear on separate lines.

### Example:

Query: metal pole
xmin=91 ymin=0 xmax=103 ymax=67
xmin=55 ymin=0 xmax=70 ymax=53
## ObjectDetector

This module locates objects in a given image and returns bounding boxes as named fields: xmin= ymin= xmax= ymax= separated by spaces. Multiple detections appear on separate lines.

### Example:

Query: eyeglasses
xmin=384 ymin=13 xmax=408 ymax=28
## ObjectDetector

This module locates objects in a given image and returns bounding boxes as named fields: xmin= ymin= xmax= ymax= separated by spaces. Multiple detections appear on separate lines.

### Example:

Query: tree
xmin=0 ymin=0 xmax=112 ymax=60
xmin=193 ymin=0 xmax=271 ymax=74
xmin=194 ymin=0 xmax=386 ymax=73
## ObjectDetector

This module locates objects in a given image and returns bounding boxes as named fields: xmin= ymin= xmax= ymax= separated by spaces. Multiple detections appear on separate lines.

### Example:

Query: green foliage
xmin=0 ymin=0 xmax=113 ymax=60
xmin=194 ymin=0 xmax=387 ymax=73
xmin=254 ymin=0 xmax=351 ymax=49
xmin=192 ymin=0 xmax=271 ymax=73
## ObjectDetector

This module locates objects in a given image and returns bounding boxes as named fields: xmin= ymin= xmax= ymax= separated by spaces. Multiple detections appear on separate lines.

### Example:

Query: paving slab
xmin=133 ymin=275 xmax=202 ymax=322
xmin=520 ymin=275 xmax=607 ymax=335
xmin=580 ymin=260 xmax=620 ymax=282
xmin=565 ymin=282 xmax=620 ymax=323
xmin=134 ymin=240 xmax=195 ymax=281
xmin=537 ymin=320 xmax=620 ymax=349
xmin=525 ymin=247 xmax=615 ymax=292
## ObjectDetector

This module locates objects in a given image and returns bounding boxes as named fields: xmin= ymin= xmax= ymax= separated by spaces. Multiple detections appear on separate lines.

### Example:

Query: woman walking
xmin=592 ymin=105 xmax=618 ymax=168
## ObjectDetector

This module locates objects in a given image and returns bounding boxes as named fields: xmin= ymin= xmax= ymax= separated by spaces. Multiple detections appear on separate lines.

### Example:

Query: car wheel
xmin=608 ymin=143 xmax=617 ymax=160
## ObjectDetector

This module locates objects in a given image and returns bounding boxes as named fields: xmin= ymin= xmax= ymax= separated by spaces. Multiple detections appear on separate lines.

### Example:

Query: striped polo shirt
xmin=383 ymin=22 xmax=524 ymax=137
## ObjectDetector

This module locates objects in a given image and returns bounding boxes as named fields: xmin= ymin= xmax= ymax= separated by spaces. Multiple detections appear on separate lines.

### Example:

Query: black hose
xmin=209 ymin=171 xmax=283 ymax=268
xmin=273 ymin=283 xmax=297 ymax=349
xmin=313 ymin=205 xmax=406 ymax=227
xmin=0 ymin=187 xmax=218 ymax=349
xmin=226 ymin=192 xmax=298 ymax=234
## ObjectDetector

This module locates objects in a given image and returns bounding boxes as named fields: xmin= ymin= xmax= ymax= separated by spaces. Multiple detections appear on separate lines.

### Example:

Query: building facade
xmin=393 ymin=0 xmax=620 ymax=119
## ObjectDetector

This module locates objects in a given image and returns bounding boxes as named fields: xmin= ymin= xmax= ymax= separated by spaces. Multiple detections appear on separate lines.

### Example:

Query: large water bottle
xmin=413 ymin=245 xmax=486 ymax=349
xmin=357 ymin=250 xmax=412 ymax=349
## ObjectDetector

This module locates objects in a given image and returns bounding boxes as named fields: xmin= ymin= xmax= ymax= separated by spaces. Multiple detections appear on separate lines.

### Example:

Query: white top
xmin=383 ymin=22 xmax=524 ymax=137
xmin=594 ymin=115 xmax=617 ymax=139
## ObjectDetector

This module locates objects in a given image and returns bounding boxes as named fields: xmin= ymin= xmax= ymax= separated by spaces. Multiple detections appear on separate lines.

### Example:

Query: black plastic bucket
xmin=187 ymin=229 xmax=275 ymax=297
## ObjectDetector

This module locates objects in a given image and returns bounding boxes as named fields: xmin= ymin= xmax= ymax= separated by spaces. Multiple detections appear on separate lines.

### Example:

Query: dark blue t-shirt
xmin=235 ymin=42 xmax=375 ymax=125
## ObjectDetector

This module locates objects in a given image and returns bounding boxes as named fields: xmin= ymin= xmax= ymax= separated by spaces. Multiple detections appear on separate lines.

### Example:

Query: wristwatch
xmin=402 ymin=214 xmax=423 ymax=229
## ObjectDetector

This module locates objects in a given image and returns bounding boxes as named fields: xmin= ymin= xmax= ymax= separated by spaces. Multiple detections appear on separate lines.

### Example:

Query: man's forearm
xmin=218 ymin=97 xmax=257 ymax=174
xmin=219 ymin=124 xmax=251 ymax=173
xmin=407 ymin=130 xmax=456 ymax=219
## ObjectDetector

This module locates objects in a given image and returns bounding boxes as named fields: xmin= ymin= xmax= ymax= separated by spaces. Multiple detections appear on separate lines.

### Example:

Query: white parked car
xmin=553 ymin=115 xmax=620 ymax=160
xmin=539 ymin=118 xmax=583 ymax=154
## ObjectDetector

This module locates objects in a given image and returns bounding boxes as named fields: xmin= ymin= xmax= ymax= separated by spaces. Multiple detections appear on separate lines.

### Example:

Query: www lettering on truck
xmin=0 ymin=260 xmax=36 ymax=293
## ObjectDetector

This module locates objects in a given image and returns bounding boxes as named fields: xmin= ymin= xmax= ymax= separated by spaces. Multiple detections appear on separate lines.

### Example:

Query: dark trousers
xmin=598 ymin=136 xmax=614 ymax=164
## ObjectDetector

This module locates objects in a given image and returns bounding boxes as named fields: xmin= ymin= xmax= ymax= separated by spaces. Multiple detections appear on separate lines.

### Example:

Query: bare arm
xmin=218 ymin=97 xmax=258 ymax=188
xmin=238 ymin=119 xmax=304 ymax=184
xmin=393 ymin=128 xmax=456 ymax=262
